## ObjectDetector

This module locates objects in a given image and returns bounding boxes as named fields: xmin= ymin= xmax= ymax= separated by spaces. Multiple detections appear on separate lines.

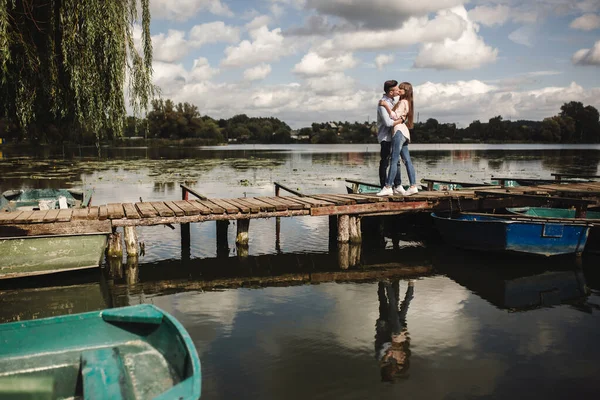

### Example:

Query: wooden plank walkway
xmin=1 ymin=182 xmax=600 ymax=233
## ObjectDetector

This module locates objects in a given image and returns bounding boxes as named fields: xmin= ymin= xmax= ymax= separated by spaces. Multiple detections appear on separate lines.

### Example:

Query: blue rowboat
xmin=507 ymin=207 xmax=600 ymax=254
xmin=0 ymin=304 xmax=201 ymax=399
xmin=431 ymin=212 xmax=590 ymax=256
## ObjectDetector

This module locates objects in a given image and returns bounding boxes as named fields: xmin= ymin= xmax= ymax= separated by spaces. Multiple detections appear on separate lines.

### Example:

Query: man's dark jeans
xmin=379 ymin=140 xmax=401 ymax=188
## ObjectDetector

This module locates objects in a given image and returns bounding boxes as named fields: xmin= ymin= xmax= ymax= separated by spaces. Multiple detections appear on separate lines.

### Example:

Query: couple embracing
xmin=376 ymin=80 xmax=418 ymax=197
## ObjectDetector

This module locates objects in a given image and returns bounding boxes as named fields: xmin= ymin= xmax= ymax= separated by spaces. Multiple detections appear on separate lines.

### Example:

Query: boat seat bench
xmin=81 ymin=347 xmax=133 ymax=400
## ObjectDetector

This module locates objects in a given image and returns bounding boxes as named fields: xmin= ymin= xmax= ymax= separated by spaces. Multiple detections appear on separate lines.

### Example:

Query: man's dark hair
xmin=383 ymin=80 xmax=398 ymax=94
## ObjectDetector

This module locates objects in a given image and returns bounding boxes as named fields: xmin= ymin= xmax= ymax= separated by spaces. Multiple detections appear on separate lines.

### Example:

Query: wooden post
xmin=107 ymin=256 xmax=123 ymax=279
xmin=275 ymin=217 xmax=281 ymax=253
xmin=106 ymin=228 xmax=123 ymax=258
xmin=236 ymin=219 xmax=250 ymax=245
xmin=337 ymin=215 xmax=350 ymax=243
xmin=349 ymin=243 xmax=361 ymax=267
xmin=125 ymin=256 xmax=139 ymax=285
xmin=329 ymin=215 xmax=338 ymax=252
xmin=217 ymin=220 xmax=229 ymax=257
xmin=338 ymin=242 xmax=349 ymax=270
xmin=124 ymin=226 xmax=139 ymax=257
xmin=181 ymin=222 xmax=191 ymax=261
xmin=349 ymin=216 xmax=362 ymax=244
xmin=237 ymin=243 xmax=249 ymax=258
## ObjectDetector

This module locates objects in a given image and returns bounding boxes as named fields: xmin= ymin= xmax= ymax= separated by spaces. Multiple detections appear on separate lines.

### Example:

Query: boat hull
xmin=0 ymin=234 xmax=108 ymax=279
xmin=0 ymin=304 xmax=201 ymax=400
xmin=431 ymin=213 xmax=589 ymax=256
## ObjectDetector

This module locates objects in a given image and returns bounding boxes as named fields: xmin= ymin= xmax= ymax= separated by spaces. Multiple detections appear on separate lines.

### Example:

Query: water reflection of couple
xmin=375 ymin=279 xmax=414 ymax=382
xmin=376 ymin=80 xmax=418 ymax=197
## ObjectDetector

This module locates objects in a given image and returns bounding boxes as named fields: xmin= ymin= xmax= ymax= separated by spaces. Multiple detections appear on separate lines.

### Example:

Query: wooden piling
xmin=124 ymin=226 xmax=139 ymax=257
xmin=106 ymin=229 xmax=123 ymax=258
xmin=338 ymin=242 xmax=349 ymax=269
xmin=125 ymin=256 xmax=139 ymax=285
xmin=216 ymin=220 xmax=229 ymax=257
xmin=349 ymin=216 xmax=361 ymax=243
xmin=236 ymin=219 xmax=250 ymax=245
xmin=337 ymin=215 xmax=349 ymax=243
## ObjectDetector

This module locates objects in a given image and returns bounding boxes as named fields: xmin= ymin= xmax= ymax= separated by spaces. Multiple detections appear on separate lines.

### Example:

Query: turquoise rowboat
xmin=0 ymin=304 xmax=202 ymax=399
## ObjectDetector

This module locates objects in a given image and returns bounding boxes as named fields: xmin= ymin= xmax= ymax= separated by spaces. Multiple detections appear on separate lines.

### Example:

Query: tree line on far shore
xmin=0 ymin=100 xmax=598 ymax=146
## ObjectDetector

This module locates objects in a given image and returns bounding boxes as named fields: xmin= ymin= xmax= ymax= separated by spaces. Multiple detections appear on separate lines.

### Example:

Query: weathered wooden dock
xmin=2 ymin=180 xmax=600 ymax=257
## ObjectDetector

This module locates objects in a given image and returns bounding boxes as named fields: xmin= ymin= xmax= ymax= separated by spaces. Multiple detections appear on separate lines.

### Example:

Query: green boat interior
xmin=0 ymin=306 xmax=198 ymax=400
xmin=0 ymin=189 xmax=92 ymax=212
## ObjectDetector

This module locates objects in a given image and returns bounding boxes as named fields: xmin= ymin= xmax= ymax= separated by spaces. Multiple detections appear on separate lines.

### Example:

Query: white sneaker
xmin=376 ymin=186 xmax=394 ymax=196
xmin=404 ymin=186 xmax=418 ymax=196
xmin=393 ymin=185 xmax=406 ymax=195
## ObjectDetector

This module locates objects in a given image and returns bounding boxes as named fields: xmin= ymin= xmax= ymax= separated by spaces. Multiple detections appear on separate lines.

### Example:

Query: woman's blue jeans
xmin=385 ymin=133 xmax=416 ymax=187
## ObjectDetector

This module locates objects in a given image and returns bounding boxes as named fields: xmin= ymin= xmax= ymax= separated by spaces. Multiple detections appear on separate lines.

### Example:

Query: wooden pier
xmin=2 ymin=180 xmax=600 ymax=257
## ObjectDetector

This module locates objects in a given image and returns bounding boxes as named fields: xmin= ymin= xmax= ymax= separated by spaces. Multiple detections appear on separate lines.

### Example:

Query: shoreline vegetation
xmin=1 ymin=99 xmax=599 ymax=146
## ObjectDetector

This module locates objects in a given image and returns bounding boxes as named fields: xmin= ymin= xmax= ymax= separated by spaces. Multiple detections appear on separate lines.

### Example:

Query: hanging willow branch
xmin=0 ymin=0 xmax=153 ymax=141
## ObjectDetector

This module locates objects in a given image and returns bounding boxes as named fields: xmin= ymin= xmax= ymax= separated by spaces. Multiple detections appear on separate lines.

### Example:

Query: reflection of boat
xmin=0 ymin=304 xmax=201 ymax=400
xmin=433 ymin=247 xmax=589 ymax=310
xmin=507 ymin=207 xmax=600 ymax=254
xmin=431 ymin=212 xmax=590 ymax=256
xmin=0 ymin=188 xmax=108 ymax=279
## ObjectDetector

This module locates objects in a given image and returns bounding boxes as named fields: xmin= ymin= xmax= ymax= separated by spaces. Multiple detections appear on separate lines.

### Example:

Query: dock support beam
xmin=124 ymin=226 xmax=139 ymax=257
xmin=216 ymin=220 xmax=229 ymax=258
xmin=236 ymin=219 xmax=250 ymax=245
xmin=349 ymin=216 xmax=361 ymax=244
xmin=106 ymin=228 xmax=123 ymax=258
xmin=337 ymin=215 xmax=349 ymax=243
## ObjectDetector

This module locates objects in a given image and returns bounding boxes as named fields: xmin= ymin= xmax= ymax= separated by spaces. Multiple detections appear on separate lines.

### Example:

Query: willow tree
xmin=0 ymin=0 xmax=153 ymax=142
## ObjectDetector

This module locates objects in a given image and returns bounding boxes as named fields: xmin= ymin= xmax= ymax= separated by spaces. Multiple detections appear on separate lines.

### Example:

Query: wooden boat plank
xmin=208 ymin=198 xmax=241 ymax=214
xmin=27 ymin=210 xmax=49 ymax=223
xmin=231 ymin=198 xmax=261 ymax=213
xmin=172 ymin=200 xmax=201 ymax=216
xmin=107 ymin=203 xmax=126 ymax=219
xmin=254 ymin=197 xmax=288 ymax=211
xmin=187 ymin=200 xmax=212 ymax=215
xmin=0 ymin=211 xmax=23 ymax=224
xmin=311 ymin=195 xmax=353 ymax=205
xmin=98 ymin=205 xmax=108 ymax=220
xmin=150 ymin=202 xmax=175 ymax=217
xmin=342 ymin=193 xmax=386 ymax=203
xmin=71 ymin=208 xmax=90 ymax=220
xmin=164 ymin=201 xmax=186 ymax=217
xmin=43 ymin=209 xmax=60 ymax=223
xmin=56 ymin=209 xmax=73 ymax=222
xmin=196 ymin=200 xmax=225 ymax=215
xmin=218 ymin=198 xmax=249 ymax=213
xmin=266 ymin=196 xmax=307 ymax=210
xmin=241 ymin=197 xmax=276 ymax=212
xmin=122 ymin=203 xmax=141 ymax=219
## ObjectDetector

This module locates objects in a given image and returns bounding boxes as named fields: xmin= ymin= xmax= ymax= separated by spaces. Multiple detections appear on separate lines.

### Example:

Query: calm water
xmin=1 ymin=144 xmax=600 ymax=399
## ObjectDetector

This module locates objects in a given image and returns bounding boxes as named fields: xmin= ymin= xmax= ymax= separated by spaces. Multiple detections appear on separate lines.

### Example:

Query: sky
xmin=137 ymin=0 xmax=600 ymax=129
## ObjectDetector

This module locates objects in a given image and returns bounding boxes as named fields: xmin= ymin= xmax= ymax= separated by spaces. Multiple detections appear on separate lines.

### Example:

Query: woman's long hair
xmin=398 ymin=82 xmax=414 ymax=129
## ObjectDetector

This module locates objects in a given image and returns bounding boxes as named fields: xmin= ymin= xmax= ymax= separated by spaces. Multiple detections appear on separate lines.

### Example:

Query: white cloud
xmin=152 ymin=30 xmax=189 ymax=63
xmin=221 ymin=26 xmax=294 ymax=67
xmin=305 ymin=72 xmax=356 ymax=95
xmin=244 ymin=64 xmax=273 ymax=81
xmin=508 ymin=25 xmax=535 ymax=47
xmin=246 ymin=15 xmax=273 ymax=31
xmin=375 ymin=54 xmax=395 ymax=70
xmin=189 ymin=22 xmax=240 ymax=47
xmin=150 ymin=0 xmax=233 ymax=21
xmin=570 ymin=13 xmax=600 ymax=30
xmin=293 ymin=52 xmax=358 ymax=76
xmin=189 ymin=58 xmax=220 ymax=81
xmin=315 ymin=9 xmax=466 ymax=56
xmin=414 ymin=7 xmax=498 ymax=70
xmin=572 ymin=40 xmax=600 ymax=66
xmin=305 ymin=0 xmax=466 ymax=28
xmin=468 ymin=5 xmax=511 ymax=26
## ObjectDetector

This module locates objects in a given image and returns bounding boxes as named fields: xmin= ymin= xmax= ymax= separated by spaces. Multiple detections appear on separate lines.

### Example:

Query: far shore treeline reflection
xmin=1 ymin=99 xmax=599 ymax=146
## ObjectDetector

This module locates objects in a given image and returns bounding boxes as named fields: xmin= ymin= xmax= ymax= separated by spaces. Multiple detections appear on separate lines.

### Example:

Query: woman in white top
xmin=377 ymin=82 xmax=418 ymax=196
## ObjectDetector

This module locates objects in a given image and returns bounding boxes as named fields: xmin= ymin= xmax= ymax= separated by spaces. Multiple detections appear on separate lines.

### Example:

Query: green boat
xmin=0 ymin=188 xmax=108 ymax=279
xmin=0 ymin=304 xmax=202 ymax=399
xmin=1 ymin=188 xmax=93 ymax=212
